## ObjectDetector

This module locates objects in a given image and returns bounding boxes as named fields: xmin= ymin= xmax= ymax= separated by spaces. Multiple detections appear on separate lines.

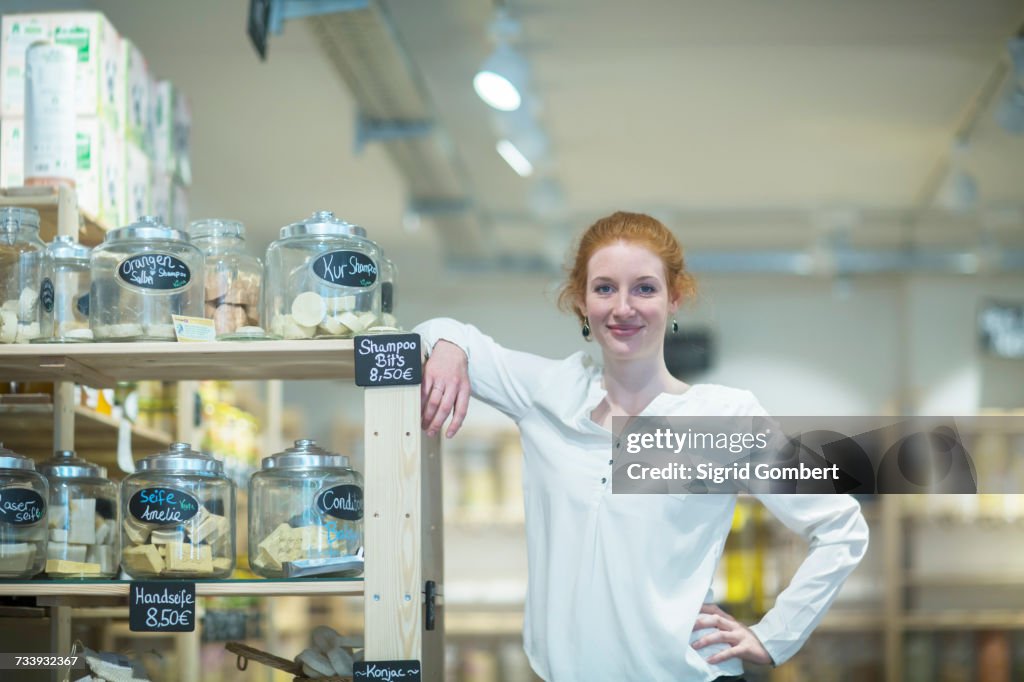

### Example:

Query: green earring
xmin=672 ymin=320 xmax=679 ymax=334
xmin=582 ymin=317 xmax=591 ymax=339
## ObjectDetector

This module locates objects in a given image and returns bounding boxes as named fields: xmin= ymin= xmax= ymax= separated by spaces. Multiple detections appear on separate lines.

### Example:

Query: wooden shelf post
xmin=363 ymin=384 xmax=443 ymax=675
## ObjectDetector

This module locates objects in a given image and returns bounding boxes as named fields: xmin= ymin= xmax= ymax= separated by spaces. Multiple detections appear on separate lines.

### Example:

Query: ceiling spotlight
xmin=496 ymin=139 xmax=534 ymax=177
xmin=474 ymin=43 xmax=529 ymax=112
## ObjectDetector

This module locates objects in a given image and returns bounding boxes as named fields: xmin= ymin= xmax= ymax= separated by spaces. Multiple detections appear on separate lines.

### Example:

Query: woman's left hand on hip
xmin=691 ymin=603 xmax=772 ymax=666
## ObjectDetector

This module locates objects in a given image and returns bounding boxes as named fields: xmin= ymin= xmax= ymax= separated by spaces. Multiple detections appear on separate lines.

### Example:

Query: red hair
xmin=557 ymin=211 xmax=697 ymax=324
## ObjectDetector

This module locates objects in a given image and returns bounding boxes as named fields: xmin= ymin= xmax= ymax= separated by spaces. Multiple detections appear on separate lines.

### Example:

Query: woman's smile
xmin=607 ymin=323 xmax=644 ymax=338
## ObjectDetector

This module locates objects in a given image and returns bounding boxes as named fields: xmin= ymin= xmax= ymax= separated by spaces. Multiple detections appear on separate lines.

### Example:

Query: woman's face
xmin=581 ymin=240 xmax=679 ymax=360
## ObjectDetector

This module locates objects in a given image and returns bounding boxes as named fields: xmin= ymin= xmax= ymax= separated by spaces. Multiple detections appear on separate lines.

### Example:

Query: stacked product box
xmin=0 ymin=11 xmax=190 ymax=228
xmin=150 ymin=79 xmax=190 ymax=228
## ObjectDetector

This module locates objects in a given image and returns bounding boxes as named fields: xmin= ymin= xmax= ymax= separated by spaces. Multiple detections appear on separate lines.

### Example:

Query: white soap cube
xmin=67 ymin=498 xmax=97 ymax=544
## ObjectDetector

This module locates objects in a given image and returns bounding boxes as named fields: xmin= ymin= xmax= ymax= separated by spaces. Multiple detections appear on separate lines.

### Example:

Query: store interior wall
xmin=284 ymin=272 xmax=1024 ymax=452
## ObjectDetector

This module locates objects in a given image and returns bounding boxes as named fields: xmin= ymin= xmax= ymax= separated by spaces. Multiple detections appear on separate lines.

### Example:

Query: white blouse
xmin=415 ymin=318 xmax=869 ymax=682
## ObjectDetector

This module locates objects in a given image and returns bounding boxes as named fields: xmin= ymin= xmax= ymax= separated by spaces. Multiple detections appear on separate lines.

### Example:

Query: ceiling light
xmin=474 ymin=44 xmax=529 ymax=111
xmin=496 ymin=139 xmax=534 ymax=177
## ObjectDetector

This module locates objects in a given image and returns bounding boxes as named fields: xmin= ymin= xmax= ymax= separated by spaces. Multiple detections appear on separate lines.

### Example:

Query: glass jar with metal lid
xmin=120 ymin=442 xmax=235 ymax=579
xmin=38 ymin=450 xmax=119 ymax=578
xmin=0 ymin=207 xmax=46 ymax=344
xmin=264 ymin=210 xmax=381 ymax=339
xmin=364 ymin=252 xmax=399 ymax=333
xmin=249 ymin=439 xmax=363 ymax=578
xmin=0 ymin=444 xmax=48 ymax=578
xmin=90 ymin=215 xmax=204 ymax=342
xmin=36 ymin=236 xmax=92 ymax=343
xmin=188 ymin=219 xmax=264 ymax=339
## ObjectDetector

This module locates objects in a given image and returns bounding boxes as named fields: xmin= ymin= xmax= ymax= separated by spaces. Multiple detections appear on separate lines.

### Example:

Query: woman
xmin=414 ymin=211 xmax=868 ymax=681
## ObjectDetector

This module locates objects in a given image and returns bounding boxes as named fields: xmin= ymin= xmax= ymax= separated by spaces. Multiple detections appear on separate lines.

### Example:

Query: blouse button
xmin=608 ymin=459 xmax=613 ymax=465
xmin=601 ymin=477 xmax=607 ymax=484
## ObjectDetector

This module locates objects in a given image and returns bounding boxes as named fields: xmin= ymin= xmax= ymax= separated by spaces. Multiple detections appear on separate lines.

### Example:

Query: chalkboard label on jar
xmin=40 ymin=278 xmax=54 ymax=313
xmin=354 ymin=333 xmax=422 ymax=387
xmin=311 ymin=250 xmax=378 ymax=288
xmin=117 ymin=253 xmax=191 ymax=291
xmin=128 ymin=488 xmax=200 ymax=525
xmin=129 ymin=582 xmax=196 ymax=632
xmin=354 ymin=661 xmax=421 ymax=681
xmin=75 ymin=292 xmax=90 ymax=317
xmin=315 ymin=484 xmax=364 ymax=521
xmin=0 ymin=487 xmax=46 ymax=525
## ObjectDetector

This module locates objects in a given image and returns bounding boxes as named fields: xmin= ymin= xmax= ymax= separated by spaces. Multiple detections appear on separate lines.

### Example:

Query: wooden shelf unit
xmin=0 ymin=404 xmax=171 ymax=465
xmin=0 ymin=579 xmax=364 ymax=598
xmin=0 ymin=339 xmax=357 ymax=387
xmin=0 ymin=186 xmax=108 ymax=246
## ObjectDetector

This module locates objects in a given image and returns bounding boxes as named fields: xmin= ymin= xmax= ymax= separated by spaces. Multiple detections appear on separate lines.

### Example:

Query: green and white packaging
xmin=124 ymin=140 xmax=150 ymax=222
xmin=1 ymin=12 xmax=124 ymax=131
xmin=123 ymin=38 xmax=151 ymax=152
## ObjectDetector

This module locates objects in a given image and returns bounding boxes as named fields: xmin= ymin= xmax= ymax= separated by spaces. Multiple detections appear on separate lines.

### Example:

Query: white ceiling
xmin=5 ymin=0 xmax=1024 ymax=270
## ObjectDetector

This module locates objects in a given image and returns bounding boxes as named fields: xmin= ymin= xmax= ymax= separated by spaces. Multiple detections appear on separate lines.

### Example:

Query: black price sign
xmin=354 ymin=660 xmax=421 ymax=681
xmin=315 ymin=484 xmax=363 ymax=521
xmin=76 ymin=293 xmax=89 ymax=317
xmin=117 ymin=253 xmax=191 ymax=291
xmin=129 ymin=582 xmax=195 ymax=632
xmin=40 ymin=278 xmax=54 ymax=313
xmin=128 ymin=488 xmax=200 ymax=526
xmin=311 ymin=250 xmax=378 ymax=288
xmin=0 ymin=487 xmax=46 ymax=525
xmin=354 ymin=333 xmax=422 ymax=387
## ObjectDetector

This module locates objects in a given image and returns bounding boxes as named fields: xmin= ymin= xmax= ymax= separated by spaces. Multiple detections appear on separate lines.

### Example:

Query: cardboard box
xmin=1 ymin=12 xmax=124 ymax=130
xmin=150 ymin=168 xmax=172 ymax=224
xmin=78 ymin=115 xmax=125 ymax=226
xmin=125 ymin=140 xmax=150 ymax=222
xmin=152 ymin=80 xmax=174 ymax=175
xmin=123 ymin=38 xmax=151 ymax=152
xmin=0 ymin=116 xmax=123 ymax=226
xmin=171 ymin=181 xmax=188 ymax=230
xmin=152 ymin=79 xmax=192 ymax=186
xmin=0 ymin=14 xmax=49 ymax=117
xmin=173 ymin=85 xmax=191 ymax=186
xmin=0 ymin=117 xmax=24 ymax=187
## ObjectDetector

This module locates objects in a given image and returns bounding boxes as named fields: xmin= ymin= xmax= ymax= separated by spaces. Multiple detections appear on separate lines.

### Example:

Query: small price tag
xmin=129 ymin=582 xmax=196 ymax=632
xmin=354 ymin=333 xmax=422 ymax=387
xmin=354 ymin=660 xmax=421 ymax=681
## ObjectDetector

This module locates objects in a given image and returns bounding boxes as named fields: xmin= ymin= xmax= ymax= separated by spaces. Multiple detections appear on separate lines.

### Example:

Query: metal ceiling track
xmin=264 ymin=0 xmax=488 ymax=259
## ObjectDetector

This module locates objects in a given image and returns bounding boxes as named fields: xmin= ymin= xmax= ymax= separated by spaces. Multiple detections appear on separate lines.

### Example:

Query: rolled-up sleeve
xmin=413 ymin=317 xmax=558 ymax=422
xmin=748 ymin=493 xmax=869 ymax=665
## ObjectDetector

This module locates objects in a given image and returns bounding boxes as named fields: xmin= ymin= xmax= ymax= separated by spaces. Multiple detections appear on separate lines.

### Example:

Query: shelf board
xmin=0 ymin=339 xmax=357 ymax=387
xmin=0 ymin=578 xmax=364 ymax=598
xmin=446 ymin=610 xmax=523 ymax=636
xmin=0 ymin=186 xmax=108 ymax=246
xmin=815 ymin=612 xmax=885 ymax=632
xmin=904 ymin=573 xmax=1024 ymax=589
xmin=903 ymin=611 xmax=1024 ymax=630
xmin=0 ymin=404 xmax=171 ymax=465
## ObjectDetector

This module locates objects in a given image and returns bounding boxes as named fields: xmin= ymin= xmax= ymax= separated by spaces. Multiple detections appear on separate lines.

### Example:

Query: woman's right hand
xmin=421 ymin=339 xmax=470 ymax=438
